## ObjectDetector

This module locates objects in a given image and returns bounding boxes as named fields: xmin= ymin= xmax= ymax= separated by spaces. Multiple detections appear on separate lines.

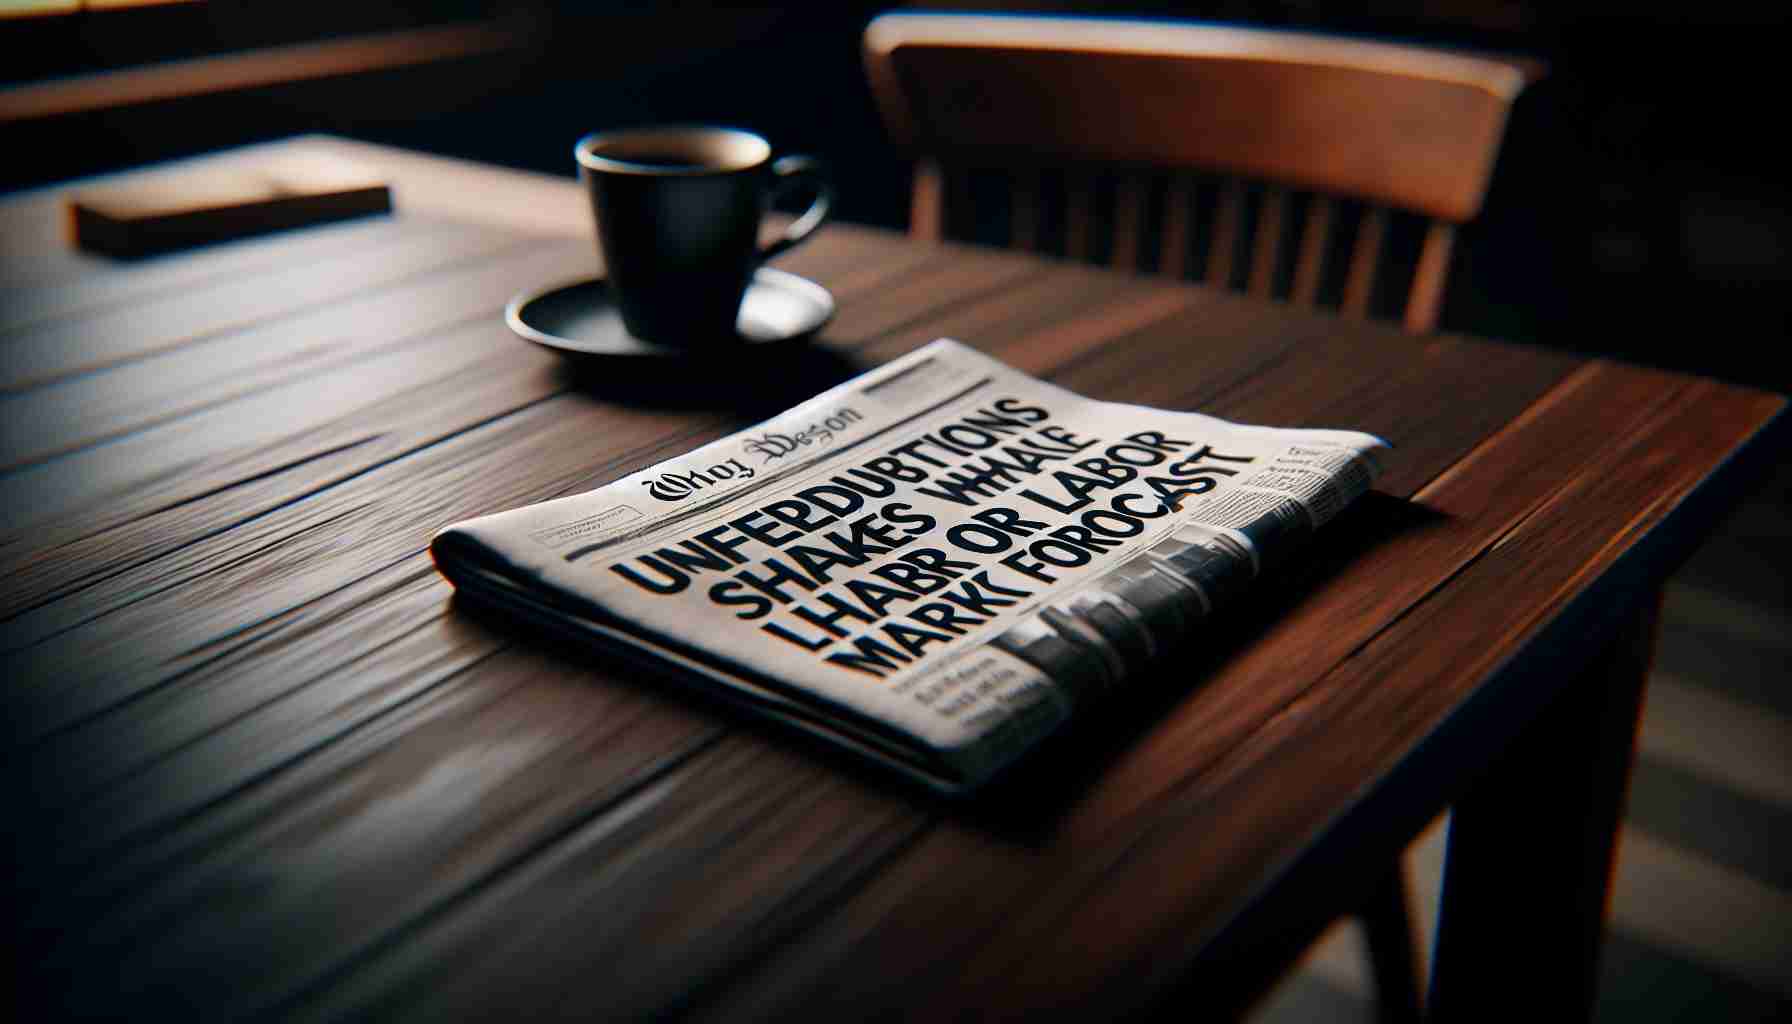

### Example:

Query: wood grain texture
xmin=685 ymin=369 xmax=1781 ymax=1022
xmin=0 ymin=19 xmax=532 ymax=124
xmin=9 ymin=242 xmax=1175 ymax=1021
xmin=0 ymin=225 xmax=939 ymax=615
xmin=0 ymin=218 xmax=518 ymax=393
xmin=0 ymin=131 xmax=595 ymax=296
xmin=9 ymin=265 xmax=1161 ymax=884
xmin=1 ymin=253 xmax=1025 ymax=740
xmin=224 ymin=288 xmax=1569 ymax=1024
xmin=864 ymin=13 xmax=1524 ymax=222
xmin=0 ymin=237 xmax=569 ymax=472
xmin=0 ymin=213 xmax=420 ymax=335
xmin=6 ymin=257 xmax=1066 ymax=817
xmin=1429 ymin=596 xmax=1658 ymax=1019
xmin=5 ymin=138 xmax=1780 ymax=1024
xmin=864 ymin=12 xmax=1523 ymax=335
xmin=32 ymin=636 xmax=732 ymax=1020
xmin=273 ymin=327 xmax=1590 ymax=1023
xmin=285 ymin=738 xmax=927 ymax=1022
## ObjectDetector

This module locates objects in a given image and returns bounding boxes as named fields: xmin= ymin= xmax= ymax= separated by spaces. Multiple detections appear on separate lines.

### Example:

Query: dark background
xmin=5 ymin=1 xmax=1789 ymax=388
xmin=5 ymin=7 xmax=1788 ymax=1018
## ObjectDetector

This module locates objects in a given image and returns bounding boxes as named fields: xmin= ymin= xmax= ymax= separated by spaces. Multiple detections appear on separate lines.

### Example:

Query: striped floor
xmin=1255 ymin=460 xmax=1792 ymax=1022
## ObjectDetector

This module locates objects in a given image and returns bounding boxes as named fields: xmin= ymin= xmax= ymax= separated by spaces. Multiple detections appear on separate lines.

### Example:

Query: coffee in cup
xmin=574 ymin=125 xmax=832 ymax=346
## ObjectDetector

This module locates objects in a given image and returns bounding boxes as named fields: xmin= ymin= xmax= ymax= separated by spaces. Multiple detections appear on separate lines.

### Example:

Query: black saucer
xmin=505 ymin=268 xmax=835 ymax=358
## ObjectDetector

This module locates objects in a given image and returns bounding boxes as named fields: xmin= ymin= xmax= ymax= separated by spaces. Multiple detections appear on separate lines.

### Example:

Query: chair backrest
xmin=863 ymin=13 xmax=1531 ymax=332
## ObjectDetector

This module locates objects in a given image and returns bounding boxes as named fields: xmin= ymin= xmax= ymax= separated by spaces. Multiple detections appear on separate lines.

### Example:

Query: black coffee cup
xmin=575 ymin=125 xmax=832 ymax=346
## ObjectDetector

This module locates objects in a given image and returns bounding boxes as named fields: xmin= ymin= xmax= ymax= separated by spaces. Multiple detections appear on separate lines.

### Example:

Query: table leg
xmin=1426 ymin=592 xmax=1659 ymax=1021
xmin=1362 ymin=862 xmax=1423 ymax=1024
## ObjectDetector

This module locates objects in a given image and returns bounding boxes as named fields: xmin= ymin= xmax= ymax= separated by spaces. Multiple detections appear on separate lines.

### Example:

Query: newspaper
xmin=432 ymin=339 xmax=1388 ymax=792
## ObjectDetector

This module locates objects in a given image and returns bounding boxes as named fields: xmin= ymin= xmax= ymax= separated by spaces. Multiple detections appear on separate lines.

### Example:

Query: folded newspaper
xmin=432 ymin=339 xmax=1387 ymax=792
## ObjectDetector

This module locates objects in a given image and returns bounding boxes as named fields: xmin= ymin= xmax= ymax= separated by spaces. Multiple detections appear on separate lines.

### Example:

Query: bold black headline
xmin=606 ymin=398 xmax=1253 ymax=678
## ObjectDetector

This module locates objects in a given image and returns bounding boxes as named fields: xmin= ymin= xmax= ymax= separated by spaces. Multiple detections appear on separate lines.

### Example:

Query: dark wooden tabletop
xmin=4 ymin=137 xmax=1783 ymax=1022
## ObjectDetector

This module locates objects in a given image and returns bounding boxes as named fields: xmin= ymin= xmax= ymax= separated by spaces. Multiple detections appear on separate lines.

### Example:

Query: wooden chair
xmin=863 ymin=12 xmax=1531 ymax=334
xmin=864 ymin=13 xmax=1537 ymax=1019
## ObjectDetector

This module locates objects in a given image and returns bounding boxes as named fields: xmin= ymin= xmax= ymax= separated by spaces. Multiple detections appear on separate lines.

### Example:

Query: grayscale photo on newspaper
xmin=431 ymin=339 xmax=1389 ymax=793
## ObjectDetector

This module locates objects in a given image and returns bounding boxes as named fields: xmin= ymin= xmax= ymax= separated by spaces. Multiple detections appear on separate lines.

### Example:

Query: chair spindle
xmin=1011 ymin=169 xmax=1042 ymax=252
xmin=1404 ymin=220 xmax=1456 ymax=334
xmin=1160 ymin=174 xmax=1193 ymax=279
xmin=1291 ymin=194 xmax=1333 ymax=307
xmin=1207 ymin=178 xmax=1245 ymax=288
xmin=1113 ymin=174 xmax=1147 ymax=271
xmin=1064 ymin=170 xmax=1092 ymax=261
xmin=911 ymin=158 xmax=945 ymax=242
xmin=1342 ymin=205 xmax=1387 ymax=320
xmin=1248 ymin=185 xmax=1286 ymax=298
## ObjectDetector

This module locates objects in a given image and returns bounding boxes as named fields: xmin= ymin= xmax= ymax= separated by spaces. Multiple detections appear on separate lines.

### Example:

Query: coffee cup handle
xmin=759 ymin=155 xmax=833 ymax=263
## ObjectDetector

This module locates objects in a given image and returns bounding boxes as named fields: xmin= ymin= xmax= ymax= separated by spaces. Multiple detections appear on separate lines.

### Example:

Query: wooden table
xmin=4 ymin=137 xmax=1782 ymax=1021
